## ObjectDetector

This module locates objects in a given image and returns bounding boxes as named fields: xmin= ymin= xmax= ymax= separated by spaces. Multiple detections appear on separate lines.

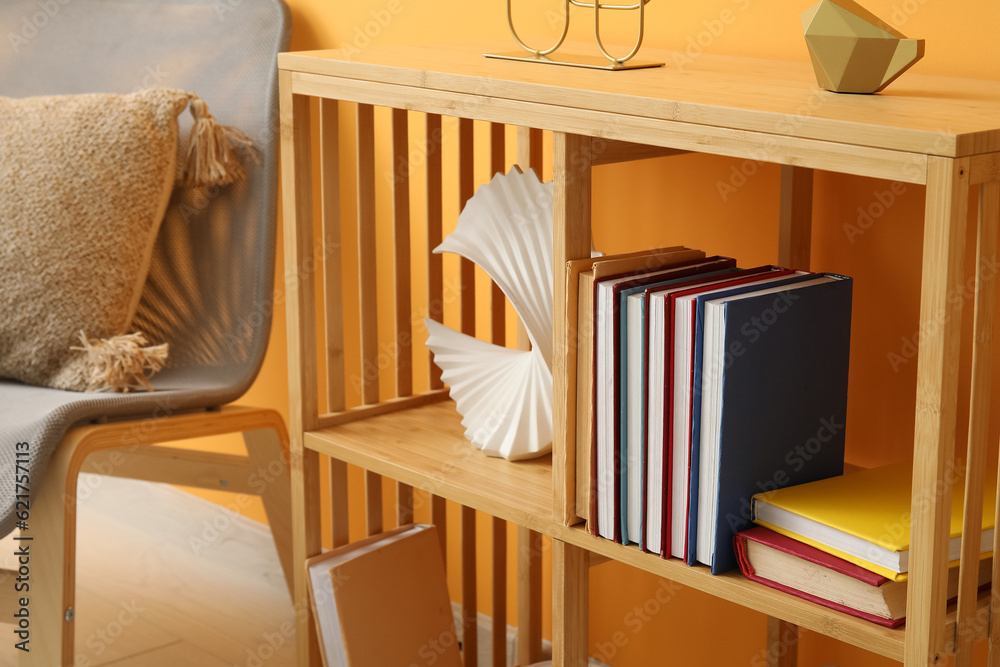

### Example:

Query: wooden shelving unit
xmin=279 ymin=42 xmax=1000 ymax=667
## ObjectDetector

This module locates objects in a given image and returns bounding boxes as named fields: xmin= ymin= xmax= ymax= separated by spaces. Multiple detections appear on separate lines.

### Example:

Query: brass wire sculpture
xmin=486 ymin=0 xmax=663 ymax=71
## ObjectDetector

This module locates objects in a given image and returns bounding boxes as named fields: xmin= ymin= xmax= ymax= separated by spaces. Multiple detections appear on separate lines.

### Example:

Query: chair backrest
xmin=0 ymin=0 xmax=290 ymax=398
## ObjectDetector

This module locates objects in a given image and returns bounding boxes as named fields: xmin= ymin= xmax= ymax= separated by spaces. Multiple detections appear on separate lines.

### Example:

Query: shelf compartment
xmin=572 ymin=530 xmax=992 ymax=662
xmin=556 ymin=527 xmax=987 ymax=663
xmin=302 ymin=397 xmax=990 ymax=663
xmin=304 ymin=399 xmax=554 ymax=526
xmin=563 ymin=527 xmax=906 ymax=659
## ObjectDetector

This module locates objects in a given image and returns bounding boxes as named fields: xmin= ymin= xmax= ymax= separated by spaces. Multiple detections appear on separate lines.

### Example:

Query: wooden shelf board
xmin=554 ymin=526 xmax=906 ymax=661
xmin=279 ymin=42 xmax=1000 ymax=158
xmin=304 ymin=400 xmax=553 ymax=526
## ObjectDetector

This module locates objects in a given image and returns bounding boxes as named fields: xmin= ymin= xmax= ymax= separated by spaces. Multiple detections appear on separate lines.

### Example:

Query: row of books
xmin=740 ymin=461 xmax=995 ymax=627
xmin=574 ymin=247 xmax=854 ymax=574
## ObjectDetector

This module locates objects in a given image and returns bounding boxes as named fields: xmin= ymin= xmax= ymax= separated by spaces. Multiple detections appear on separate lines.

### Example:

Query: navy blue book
xmin=694 ymin=274 xmax=852 ymax=574
xmin=683 ymin=272 xmax=818 ymax=565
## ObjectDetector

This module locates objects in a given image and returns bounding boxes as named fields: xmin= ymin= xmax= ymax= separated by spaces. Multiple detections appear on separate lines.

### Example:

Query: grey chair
xmin=0 ymin=1 xmax=292 ymax=664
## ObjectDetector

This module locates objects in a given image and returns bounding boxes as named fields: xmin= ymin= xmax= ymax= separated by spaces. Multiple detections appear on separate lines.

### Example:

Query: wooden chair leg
xmin=243 ymin=425 xmax=295 ymax=595
xmin=20 ymin=436 xmax=77 ymax=666
xmin=13 ymin=406 xmax=293 ymax=666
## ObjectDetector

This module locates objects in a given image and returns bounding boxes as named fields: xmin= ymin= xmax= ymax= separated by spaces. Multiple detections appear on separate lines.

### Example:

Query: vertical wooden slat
xmin=766 ymin=617 xmax=799 ymax=667
xmin=356 ymin=103 xmax=379 ymax=406
xmin=330 ymin=458 xmax=350 ymax=548
xmin=278 ymin=70 xmax=323 ymax=667
xmin=778 ymin=165 xmax=814 ymax=270
xmin=392 ymin=108 xmax=413 ymax=399
xmin=365 ymin=470 xmax=383 ymax=536
xmin=491 ymin=122 xmax=507 ymax=178
xmin=491 ymin=517 xmax=507 ymax=667
xmin=905 ymin=156 xmax=971 ymax=666
xmin=427 ymin=113 xmax=445 ymax=389
xmin=517 ymin=126 xmax=544 ymax=176
xmin=397 ymin=482 xmax=414 ymax=526
xmin=955 ymin=179 xmax=998 ymax=663
xmin=393 ymin=109 xmax=422 ymax=593
xmin=490 ymin=123 xmax=507 ymax=347
xmin=770 ymin=163 xmax=811 ymax=661
xmin=432 ymin=494 xmax=448 ymax=568
xmin=461 ymin=506 xmax=478 ymax=667
xmin=553 ymin=132 xmax=593 ymax=526
xmin=517 ymin=526 xmax=543 ymax=665
xmin=553 ymin=540 xmax=589 ymax=667
xmin=459 ymin=117 xmax=476 ymax=336
xmin=320 ymin=99 xmax=346 ymax=414
xmin=516 ymin=126 xmax=544 ymax=352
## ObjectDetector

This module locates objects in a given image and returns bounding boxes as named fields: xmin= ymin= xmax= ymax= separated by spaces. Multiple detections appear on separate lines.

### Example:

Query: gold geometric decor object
xmin=801 ymin=0 xmax=924 ymax=93
xmin=485 ymin=0 xmax=664 ymax=71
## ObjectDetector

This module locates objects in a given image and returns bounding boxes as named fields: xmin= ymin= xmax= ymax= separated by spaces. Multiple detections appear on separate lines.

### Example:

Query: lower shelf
xmin=302 ymin=398 xmax=986 ymax=662
xmin=571 ymin=528 xmax=909 ymax=659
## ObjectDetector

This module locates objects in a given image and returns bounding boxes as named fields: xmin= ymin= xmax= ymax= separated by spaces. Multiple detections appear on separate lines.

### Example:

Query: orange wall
xmin=177 ymin=1 xmax=1000 ymax=664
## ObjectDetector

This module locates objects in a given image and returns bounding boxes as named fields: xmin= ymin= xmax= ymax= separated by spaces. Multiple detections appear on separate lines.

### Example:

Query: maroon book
xmin=734 ymin=527 xmax=951 ymax=628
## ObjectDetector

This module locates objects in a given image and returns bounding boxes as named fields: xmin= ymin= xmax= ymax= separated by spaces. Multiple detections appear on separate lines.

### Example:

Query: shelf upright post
xmin=553 ymin=132 xmax=593 ymax=526
xmin=765 ymin=617 xmax=800 ymax=667
xmin=778 ymin=165 xmax=814 ymax=270
xmin=768 ymin=163 xmax=815 ymax=666
xmin=954 ymin=174 xmax=1000 ymax=665
xmin=554 ymin=540 xmax=590 ymax=667
xmin=905 ymin=156 xmax=971 ymax=666
xmin=552 ymin=131 xmax=593 ymax=667
xmin=278 ymin=70 xmax=324 ymax=667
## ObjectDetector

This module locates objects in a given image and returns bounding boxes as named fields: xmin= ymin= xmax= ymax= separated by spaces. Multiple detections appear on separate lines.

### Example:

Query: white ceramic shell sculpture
xmin=425 ymin=167 xmax=554 ymax=461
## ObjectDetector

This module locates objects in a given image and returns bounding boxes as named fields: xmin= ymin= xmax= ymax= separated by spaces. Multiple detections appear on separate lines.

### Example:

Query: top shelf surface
xmin=280 ymin=42 xmax=1000 ymax=159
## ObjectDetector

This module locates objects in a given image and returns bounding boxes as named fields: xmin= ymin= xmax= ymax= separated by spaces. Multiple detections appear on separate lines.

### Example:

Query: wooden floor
xmin=0 ymin=474 xmax=294 ymax=666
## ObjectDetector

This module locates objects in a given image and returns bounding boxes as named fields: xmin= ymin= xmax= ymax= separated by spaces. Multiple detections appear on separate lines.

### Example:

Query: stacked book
xmin=574 ymin=247 xmax=854 ymax=574
xmin=740 ymin=462 xmax=995 ymax=627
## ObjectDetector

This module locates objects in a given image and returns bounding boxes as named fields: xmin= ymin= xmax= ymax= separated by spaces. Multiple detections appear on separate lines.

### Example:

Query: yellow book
xmin=752 ymin=461 xmax=995 ymax=582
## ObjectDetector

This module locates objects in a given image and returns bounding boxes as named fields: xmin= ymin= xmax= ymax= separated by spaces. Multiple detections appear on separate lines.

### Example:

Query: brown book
xmin=306 ymin=524 xmax=460 ymax=667
xmin=565 ymin=247 xmax=705 ymax=533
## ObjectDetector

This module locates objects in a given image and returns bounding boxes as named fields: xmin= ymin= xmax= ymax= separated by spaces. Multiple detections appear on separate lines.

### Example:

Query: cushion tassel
xmin=72 ymin=331 xmax=169 ymax=393
xmin=180 ymin=94 xmax=254 ymax=187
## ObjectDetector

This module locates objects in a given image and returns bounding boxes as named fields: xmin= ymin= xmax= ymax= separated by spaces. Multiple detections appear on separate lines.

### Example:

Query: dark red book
xmin=734 ymin=527 xmax=991 ymax=628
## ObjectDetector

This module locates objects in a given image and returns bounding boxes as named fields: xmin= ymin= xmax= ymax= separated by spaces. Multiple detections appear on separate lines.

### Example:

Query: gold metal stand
xmin=485 ymin=0 xmax=664 ymax=71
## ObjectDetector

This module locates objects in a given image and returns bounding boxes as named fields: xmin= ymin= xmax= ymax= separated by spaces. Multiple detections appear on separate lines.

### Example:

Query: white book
xmin=625 ymin=290 xmax=646 ymax=544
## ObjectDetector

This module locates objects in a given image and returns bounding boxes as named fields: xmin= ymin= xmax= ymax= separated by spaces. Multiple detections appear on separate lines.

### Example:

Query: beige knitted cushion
xmin=0 ymin=88 xmax=247 ymax=392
